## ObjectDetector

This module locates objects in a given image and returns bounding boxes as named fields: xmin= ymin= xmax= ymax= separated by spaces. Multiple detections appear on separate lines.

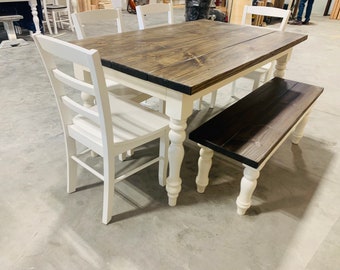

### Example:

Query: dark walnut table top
xmin=72 ymin=20 xmax=307 ymax=95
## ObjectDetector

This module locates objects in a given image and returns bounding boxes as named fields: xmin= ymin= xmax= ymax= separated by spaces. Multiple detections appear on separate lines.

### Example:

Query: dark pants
xmin=297 ymin=0 xmax=315 ymax=22
xmin=185 ymin=0 xmax=211 ymax=21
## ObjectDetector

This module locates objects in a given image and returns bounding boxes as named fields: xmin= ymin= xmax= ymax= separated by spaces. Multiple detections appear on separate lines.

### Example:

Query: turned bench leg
xmin=291 ymin=111 xmax=310 ymax=144
xmin=236 ymin=165 xmax=260 ymax=215
xmin=196 ymin=144 xmax=214 ymax=193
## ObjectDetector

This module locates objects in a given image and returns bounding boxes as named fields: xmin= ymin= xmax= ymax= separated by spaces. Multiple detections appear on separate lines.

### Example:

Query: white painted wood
xmin=196 ymin=144 xmax=214 ymax=193
xmin=42 ymin=0 xmax=74 ymax=35
xmin=136 ymin=3 xmax=174 ymax=30
xmin=33 ymin=34 xmax=169 ymax=224
xmin=236 ymin=165 xmax=259 ymax=215
xmin=292 ymin=111 xmax=311 ymax=144
xmin=71 ymin=9 xmax=124 ymax=40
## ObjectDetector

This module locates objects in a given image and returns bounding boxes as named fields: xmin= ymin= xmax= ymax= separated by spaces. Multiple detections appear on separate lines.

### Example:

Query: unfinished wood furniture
xmin=136 ymin=2 xmax=174 ymax=30
xmin=0 ymin=15 xmax=28 ymax=48
xmin=33 ymin=34 xmax=169 ymax=224
xmin=189 ymin=77 xmax=323 ymax=215
xmin=330 ymin=0 xmax=340 ymax=19
xmin=72 ymin=20 xmax=307 ymax=207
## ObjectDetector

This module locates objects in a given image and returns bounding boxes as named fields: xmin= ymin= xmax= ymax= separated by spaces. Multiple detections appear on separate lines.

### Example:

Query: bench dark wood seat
xmin=189 ymin=77 xmax=323 ymax=215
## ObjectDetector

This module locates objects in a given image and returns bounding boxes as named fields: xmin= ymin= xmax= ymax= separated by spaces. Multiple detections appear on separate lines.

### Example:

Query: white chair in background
xmin=136 ymin=2 xmax=174 ymax=30
xmin=136 ymin=2 xmax=174 ymax=112
xmin=71 ymin=8 xmax=124 ymax=40
xmin=43 ymin=0 xmax=74 ymax=35
xmin=71 ymin=8 xmax=151 ymax=106
xmin=33 ymin=34 xmax=169 ymax=224
xmin=201 ymin=5 xmax=291 ymax=109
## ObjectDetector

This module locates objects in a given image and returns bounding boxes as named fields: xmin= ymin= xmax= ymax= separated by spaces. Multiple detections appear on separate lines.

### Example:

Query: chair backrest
xmin=136 ymin=3 xmax=174 ymax=30
xmin=71 ymin=8 xmax=124 ymax=40
xmin=33 ymin=34 xmax=113 ymax=154
xmin=241 ymin=5 xmax=291 ymax=31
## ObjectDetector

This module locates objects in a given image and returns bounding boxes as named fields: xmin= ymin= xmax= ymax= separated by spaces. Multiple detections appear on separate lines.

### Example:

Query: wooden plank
xmin=189 ymin=78 xmax=323 ymax=168
xmin=330 ymin=0 xmax=340 ymax=19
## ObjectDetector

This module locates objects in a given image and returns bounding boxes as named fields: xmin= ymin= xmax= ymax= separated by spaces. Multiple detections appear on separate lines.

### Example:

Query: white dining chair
xmin=33 ymin=34 xmax=169 ymax=224
xmin=71 ymin=8 xmax=124 ymax=40
xmin=200 ymin=5 xmax=291 ymax=109
xmin=72 ymin=8 xmax=154 ymax=161
xmin=136 ymin=2 xmax=174 ymax=30
xmin=43 ymin=0 xmax=74 ymax=35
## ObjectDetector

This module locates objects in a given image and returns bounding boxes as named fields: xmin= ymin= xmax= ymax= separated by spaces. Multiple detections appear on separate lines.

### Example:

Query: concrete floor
xmin=1 ymin=7 xmax=340 ymax=270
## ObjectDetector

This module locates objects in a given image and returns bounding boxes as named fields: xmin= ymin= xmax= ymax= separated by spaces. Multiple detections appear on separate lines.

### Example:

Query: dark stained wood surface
xmin=72 ymin=20 xmax=308 ymax=95
xmin=189 ymin=78 xmax=323 ymax=168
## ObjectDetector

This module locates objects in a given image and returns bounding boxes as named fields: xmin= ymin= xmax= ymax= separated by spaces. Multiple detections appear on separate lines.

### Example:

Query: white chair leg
xmin=195 ymin=98 xmax=203 ymax=111
xmin=252 ymin=75 xmax=261 ymax=90
xmin=158 ymin=100 xmax=165 ymax=114
xmin=196 ymin=144 xmax=214 ymax=193
xmin=209 ymin=91 xmax=217 ymax=109
xmin=52 ymin=11 xmax=58 ymax=34
xmin=158 ymin=131 xmax=169 ymax=187
xmin=291 ymin=111 xmax=310 ymax=144
xmin=66 ymin=140 xmax=77 ymax=193
xmin=102 ymin=158 xmax=115 ymax=225
xmin=231 ymin=80 xmax=238 ymax=100
xmin=236 ymin=165 xmax=259 ymax=215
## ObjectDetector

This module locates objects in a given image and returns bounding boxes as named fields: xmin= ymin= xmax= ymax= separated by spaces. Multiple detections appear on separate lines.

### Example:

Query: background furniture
xmin=136 ymin=2 xmax=174 ymax=30
xmin=33 ymin=34 xmax=169 ymax=224
xmin=0 ymin=14 xmax=28 ymax=47
xmin=0 ymin=0 xmax=41 ymax=33
xmin=43 ymin=0 xmax=73 ymax=34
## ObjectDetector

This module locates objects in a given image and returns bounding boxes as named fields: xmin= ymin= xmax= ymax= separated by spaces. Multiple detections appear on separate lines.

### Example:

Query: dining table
xmin=72 ymin=19 xmax=308 ymax=207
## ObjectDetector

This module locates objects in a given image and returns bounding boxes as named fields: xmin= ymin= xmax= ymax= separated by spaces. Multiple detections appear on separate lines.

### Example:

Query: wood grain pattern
xmin=72 ymin=20 xmax=307 ymax=95
xmin=189 ymin=78 xmax=323 ymax=168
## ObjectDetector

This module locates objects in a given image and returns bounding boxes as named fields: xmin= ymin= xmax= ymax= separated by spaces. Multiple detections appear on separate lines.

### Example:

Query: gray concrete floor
xmin=1 ymin=7 xmax=340 ymax=270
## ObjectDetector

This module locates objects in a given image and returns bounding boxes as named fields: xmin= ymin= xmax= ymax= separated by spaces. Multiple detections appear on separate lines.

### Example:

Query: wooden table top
xmin=72 ymin=20 xmax=308 ymax=95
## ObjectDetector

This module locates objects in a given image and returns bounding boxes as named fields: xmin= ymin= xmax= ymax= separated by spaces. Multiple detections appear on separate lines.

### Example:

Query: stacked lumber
xmin=330 ymin=0 xmax=340 ymax=19
xmin=78 ymin=0 xmax=111 ymax=11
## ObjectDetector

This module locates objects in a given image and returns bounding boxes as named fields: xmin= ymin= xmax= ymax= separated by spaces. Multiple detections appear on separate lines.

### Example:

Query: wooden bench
xmin=189 ymin=77 xmax=323 ymax=215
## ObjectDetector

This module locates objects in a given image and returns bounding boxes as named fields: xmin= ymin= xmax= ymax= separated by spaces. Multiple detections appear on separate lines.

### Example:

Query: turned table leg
xmin=165 ymin=118 xmax=186 ymax=206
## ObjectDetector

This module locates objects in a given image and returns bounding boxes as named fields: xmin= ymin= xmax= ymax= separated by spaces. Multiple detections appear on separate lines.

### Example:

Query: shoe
xmin=291 ymin=20 xmax=302 ymax=25
xmin=302 ymin=20 xmax=310 ymax=25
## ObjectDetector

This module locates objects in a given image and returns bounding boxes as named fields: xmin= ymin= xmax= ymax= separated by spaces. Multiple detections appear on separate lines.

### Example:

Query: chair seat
xmin=69 ymin=95 xmax=169 ymax=156
xmin=47 ymin=4 xmax=67 ymax=9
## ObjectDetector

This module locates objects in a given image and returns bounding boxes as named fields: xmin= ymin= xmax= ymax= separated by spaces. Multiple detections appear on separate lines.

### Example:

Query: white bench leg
xmin=196 ymin=144 xmax=214 ymax=193
xmin=236 ymin=165 xmax=260 ymax=215
xmin=291 ymin=111 xmax=310 ymax=144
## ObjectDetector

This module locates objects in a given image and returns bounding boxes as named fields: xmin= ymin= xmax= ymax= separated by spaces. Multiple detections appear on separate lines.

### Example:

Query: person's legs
xmin=304 ymin=0 xmax=315 ymax=23
xmin=297 ymin=0 xmax=308 ymax=21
